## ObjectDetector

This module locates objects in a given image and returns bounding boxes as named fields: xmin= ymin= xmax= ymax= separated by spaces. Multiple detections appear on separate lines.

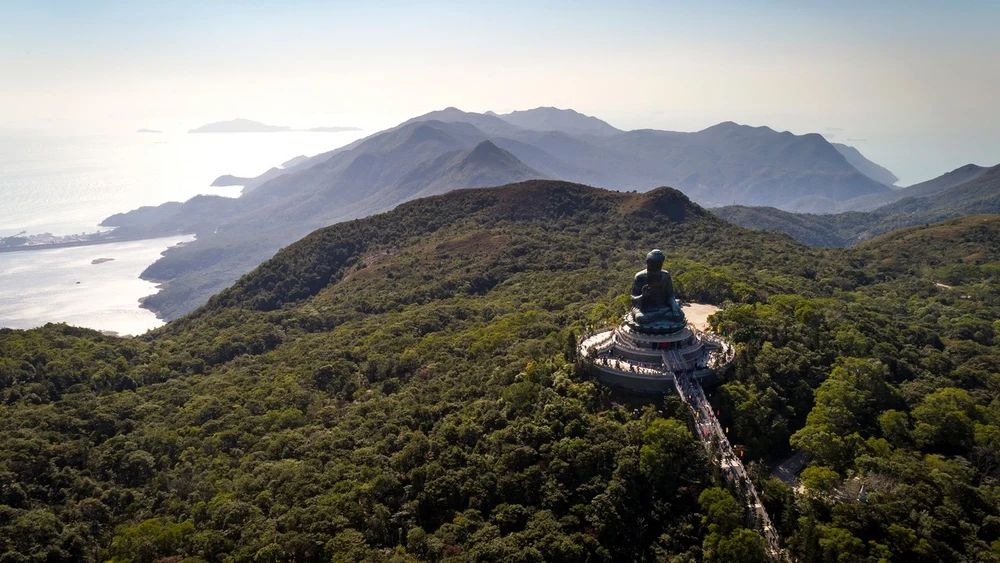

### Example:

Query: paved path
xmin=578 ymin=315 xmax=782 ymax=557
xmin=671 ymin=356 xmax=786 ymax=561
xmin=681 ymin=302 xmax=720 ymax=331
xmin=579 ymin=328 xmax=616 ymax=357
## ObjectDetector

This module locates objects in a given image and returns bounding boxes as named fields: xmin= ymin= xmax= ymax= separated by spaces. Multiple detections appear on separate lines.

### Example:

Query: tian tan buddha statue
xmin=627 ymin=249 xmax=685 ymax=332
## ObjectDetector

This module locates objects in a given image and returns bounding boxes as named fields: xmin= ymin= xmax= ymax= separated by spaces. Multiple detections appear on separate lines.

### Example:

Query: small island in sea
xmin=189 ymin=118 xmax=361 ymax=134
xmin=91 ymin=258 xmax=115 ymax=265
xmin=136 ymin=128 xmax=162 ymax=133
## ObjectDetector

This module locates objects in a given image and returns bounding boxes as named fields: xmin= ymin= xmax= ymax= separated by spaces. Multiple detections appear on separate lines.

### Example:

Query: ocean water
xmin=0 ymin=129 xmax=366 ymax=333
xmin=0 ymin=236 xmax=194 ymax=335
xmin=0 ymin=130 xmax=365 ymax=237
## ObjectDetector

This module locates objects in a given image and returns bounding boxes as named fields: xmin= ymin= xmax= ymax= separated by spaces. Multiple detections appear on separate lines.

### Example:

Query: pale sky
xmin=1 ymin=0 xmax=998 ymax=184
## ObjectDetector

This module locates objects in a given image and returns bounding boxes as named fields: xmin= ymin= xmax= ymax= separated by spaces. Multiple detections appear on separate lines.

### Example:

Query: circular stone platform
xmin=578 ymin=303 xmax=732 ymax=394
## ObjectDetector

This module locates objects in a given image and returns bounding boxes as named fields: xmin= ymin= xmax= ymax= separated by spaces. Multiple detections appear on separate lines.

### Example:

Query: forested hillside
xmin=710 ymin=206 xmax=879 ymax=247
xmin=2 ymin=181 xmax=999 ymax=562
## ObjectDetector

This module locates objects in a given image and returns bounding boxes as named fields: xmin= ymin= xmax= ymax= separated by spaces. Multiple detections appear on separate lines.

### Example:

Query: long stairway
xmin=668 ymin=352 xmax=786 ymax=560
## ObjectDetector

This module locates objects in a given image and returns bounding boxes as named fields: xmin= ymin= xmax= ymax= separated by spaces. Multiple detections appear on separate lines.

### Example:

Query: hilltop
xmin=496 ymin=106 xmax=622 ymax=136
xmin=3 ymin=180 xmax=999 ymax=561
xmin=855 ymin=214 xmax=1000 ymax=271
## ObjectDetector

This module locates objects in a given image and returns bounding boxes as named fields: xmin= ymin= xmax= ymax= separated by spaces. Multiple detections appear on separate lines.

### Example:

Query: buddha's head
xmin=646 ymin=249 xmax=665 ymax=272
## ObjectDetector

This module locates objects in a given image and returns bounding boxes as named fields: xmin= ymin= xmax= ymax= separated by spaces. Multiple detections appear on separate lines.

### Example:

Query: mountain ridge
xmin=713 ymin=162 xmax=1000 ymax=246
xmin=104 ymin=107 xmax=899 ymax=319
xmin=832 ymin=162 xmax=986 ymax=212
xmin=831 ymin=142 xmax=899 ymax=186
xmin=497 ymin=107 xmax=622 ymax=136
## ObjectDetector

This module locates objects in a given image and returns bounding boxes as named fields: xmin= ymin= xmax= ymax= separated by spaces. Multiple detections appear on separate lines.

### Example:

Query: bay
xmin=0 ymin=130 xmax=365 ymax=237
xmin=0 ymin=128 xmax=367 ymax=332
xmin=0 ymin=235 xmax=194 ymax=335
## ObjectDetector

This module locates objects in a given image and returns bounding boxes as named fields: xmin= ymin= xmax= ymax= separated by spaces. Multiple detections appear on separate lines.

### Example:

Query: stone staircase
xmin=669 ymin=351 xmax=786 ymax=561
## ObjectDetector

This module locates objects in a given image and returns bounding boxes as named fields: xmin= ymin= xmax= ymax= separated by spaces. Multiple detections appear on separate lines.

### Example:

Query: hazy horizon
xmin=3 ymin=0 xmax=999 ymax=185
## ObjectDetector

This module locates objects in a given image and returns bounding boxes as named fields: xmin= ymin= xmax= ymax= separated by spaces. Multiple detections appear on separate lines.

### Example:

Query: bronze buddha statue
xmin=629 ymin=249 xmax=684 ymax=329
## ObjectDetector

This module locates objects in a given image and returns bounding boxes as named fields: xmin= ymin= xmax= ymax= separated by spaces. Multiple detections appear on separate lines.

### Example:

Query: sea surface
xmin=0 ymin=236 xmax=194 ymax=335
xmin=0 ymin=129 xmax=366 ymax=333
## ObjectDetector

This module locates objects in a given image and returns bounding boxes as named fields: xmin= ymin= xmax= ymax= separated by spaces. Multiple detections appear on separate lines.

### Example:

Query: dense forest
xmin=1 ymin=181 xmax=999 ymax=562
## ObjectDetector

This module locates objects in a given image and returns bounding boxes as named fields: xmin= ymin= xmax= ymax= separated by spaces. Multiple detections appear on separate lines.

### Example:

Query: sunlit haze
xmin=2 ymin=0 xmax=999 ymax=184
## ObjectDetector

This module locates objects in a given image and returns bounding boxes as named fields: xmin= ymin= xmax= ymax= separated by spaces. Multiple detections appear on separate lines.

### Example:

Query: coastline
xmin=0 ymin=232 xmax=194 ymax=254
xmin=136 ymin=238 xmax=192 ymax=322
xmin=0 ymin=234 xmax=195 ymax=335
xmin=137 ymin=280 xmax=170 ymax=321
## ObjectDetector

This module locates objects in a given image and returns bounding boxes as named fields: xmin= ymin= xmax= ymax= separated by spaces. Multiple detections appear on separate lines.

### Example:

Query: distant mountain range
xmin=189 ymin=118 xmax=362 ymax=134
xmin=382 ymin=108 xmax=894 ymax=211
xmin=104 ymin=106 xmax=916 ymax=319
xmin=832 ymin=163 xmax=986 ymax=212
xmin=714 ymin=163 xmax=1000 ymax=246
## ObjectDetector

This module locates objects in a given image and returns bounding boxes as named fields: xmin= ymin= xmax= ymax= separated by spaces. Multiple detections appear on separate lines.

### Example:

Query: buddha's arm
xmin=631 ymin=275 xmax=643 ymax=297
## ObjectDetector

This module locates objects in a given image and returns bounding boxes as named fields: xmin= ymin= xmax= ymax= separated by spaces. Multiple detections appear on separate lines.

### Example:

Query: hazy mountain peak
xmin=388 ymin=140 xmax=543 ymax=204
xmin=452 ymin=140 xmax=536 ymax=173
xmin=703 ymin=120 xmax=747 ymax=131
xmin=420 ymin=107 xmax=481 ymax=120
xmin=498 ymin=106 xmax=621 ymax=136
xmin=953 ymin=163 xmax=986 ymax=174
xmin=699 ymin=121 xmax=778 ymax=137
xmin=469 ymin=139 xmax=503 ymax=157
xmin=404 ymin=108 xmax=523 ymax=136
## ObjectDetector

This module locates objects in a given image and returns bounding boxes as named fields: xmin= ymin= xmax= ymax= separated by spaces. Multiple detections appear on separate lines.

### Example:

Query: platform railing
xmin=578 ymin=328 xmax=617 ymax=357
